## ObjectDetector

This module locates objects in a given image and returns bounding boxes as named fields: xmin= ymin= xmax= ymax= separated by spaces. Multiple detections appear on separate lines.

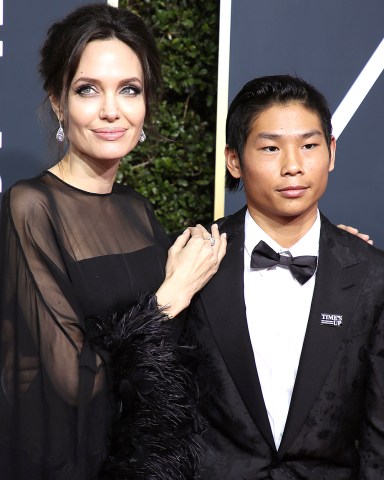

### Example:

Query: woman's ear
xmin=225 ymin=146 xmax=242 ymax=179
xmin=49 ymin=95 xmax=62 ymax=121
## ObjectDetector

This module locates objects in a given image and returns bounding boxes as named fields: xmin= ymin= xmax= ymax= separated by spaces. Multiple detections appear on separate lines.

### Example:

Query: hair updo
xmin=39 ymin=3 xmax=162 ymax=127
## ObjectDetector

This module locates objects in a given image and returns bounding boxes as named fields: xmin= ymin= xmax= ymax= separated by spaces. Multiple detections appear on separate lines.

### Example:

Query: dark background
xmin=0 ymin=0 xmax=105 ymax=194
xmin=1 ymin=1 xmax=384 ymax=246
xmin=224 ymin=0 xmax=384 ymax=247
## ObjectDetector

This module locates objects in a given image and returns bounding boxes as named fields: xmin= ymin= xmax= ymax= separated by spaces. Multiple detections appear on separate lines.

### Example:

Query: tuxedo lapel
xmin=199 ymin=208 xmax=276 ymax=449
xmin=278 ymin=215 xmax=368 ymax=457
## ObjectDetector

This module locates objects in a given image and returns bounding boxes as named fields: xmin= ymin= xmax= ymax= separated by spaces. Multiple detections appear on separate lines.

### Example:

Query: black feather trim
xmin=86 ymin=294 xmax=204 ymax=480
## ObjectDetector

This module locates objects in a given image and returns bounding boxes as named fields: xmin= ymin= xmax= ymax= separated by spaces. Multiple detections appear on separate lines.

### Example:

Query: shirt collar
xmin=244 ymin=209 xmax=321 ymax=258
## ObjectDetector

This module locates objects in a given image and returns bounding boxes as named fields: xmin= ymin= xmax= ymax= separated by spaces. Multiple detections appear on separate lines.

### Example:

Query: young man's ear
xmin=328 ymin=135 xmax=336 ymax=173
xmin=225 ymin=146 xmax=242 ymax=179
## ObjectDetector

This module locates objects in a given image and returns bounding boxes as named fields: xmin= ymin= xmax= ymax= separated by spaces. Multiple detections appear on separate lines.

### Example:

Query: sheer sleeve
xmin=1 ymin=183 xmax=103 ymax=402
xmin=0 ymin=183 xmax=107 ymax=478
xmin=0 ymin=176 xmax=204 ymax=480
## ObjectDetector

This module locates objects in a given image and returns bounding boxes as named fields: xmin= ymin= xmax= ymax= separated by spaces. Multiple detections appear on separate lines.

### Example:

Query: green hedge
xmin=118 ymin=0 xmax=218 ymax=234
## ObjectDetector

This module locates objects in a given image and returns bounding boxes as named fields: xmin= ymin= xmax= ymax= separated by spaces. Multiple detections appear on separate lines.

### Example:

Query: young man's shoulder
xmin=321 ymin=214 xmax=384 ymax=265
xmin=213 ymin=206 xmax=247 ymax=230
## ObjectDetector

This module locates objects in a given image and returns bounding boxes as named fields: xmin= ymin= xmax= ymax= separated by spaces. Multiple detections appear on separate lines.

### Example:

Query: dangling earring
xmin=56 ymin=120 xmax=65 ymax=142
xmin=139 ymin=129 xmax=146 ymax=143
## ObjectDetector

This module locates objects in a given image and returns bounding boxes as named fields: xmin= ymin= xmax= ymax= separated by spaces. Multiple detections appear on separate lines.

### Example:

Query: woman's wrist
xmin=155 ymin=282 xmax=192 ymax=318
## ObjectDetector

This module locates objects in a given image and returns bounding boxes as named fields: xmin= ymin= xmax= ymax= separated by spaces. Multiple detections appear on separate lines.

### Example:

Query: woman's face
xmin=57 ymin=38 xmax=146 ymax=166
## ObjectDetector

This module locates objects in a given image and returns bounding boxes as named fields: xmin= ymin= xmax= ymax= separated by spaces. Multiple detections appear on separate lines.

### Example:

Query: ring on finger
xmin=204 ymin=235 xmax=216 ymax=246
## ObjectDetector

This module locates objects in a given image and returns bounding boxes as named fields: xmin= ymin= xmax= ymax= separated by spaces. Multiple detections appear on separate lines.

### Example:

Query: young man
xmin=184 ymin=75 xmax=384 ymax=479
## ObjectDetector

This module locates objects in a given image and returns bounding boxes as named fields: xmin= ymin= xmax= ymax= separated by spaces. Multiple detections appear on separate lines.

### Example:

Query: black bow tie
xmin=251 ymin=240 xmax=317 ymax=285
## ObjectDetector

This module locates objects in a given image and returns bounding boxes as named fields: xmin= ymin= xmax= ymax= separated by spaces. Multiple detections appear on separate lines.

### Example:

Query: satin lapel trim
xmin=278 ymin=221 xmax=366 ymax=457
xmin=199 ymin=209 xmax=276 ymax=449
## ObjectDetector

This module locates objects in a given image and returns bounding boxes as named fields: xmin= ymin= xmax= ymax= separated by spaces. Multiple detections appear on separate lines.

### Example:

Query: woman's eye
xmin=120 ymin=85 xmax=142 ymax=96
xmin=75 ymin=84 xmax=96 ymax=96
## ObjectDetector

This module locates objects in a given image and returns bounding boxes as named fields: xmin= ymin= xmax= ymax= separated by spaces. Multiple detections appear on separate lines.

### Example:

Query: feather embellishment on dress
xmin=86 ymin=294 xmax=204 ymax=480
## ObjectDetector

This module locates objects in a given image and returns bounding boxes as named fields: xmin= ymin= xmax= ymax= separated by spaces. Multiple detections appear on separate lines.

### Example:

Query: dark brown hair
xmin=225 ymin=75 xmax=333 ymax=191
xmin=39 ymin=3 xmax=162 ymax=129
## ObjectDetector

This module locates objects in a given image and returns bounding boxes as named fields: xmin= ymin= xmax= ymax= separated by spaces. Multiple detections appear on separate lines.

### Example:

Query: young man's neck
xmin=248 ymin=207 xmax=318 ymax=249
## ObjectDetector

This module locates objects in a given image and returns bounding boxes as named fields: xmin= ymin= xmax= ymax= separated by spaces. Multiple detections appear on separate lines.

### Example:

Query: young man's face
xmin=226 ymin=101 xmax=336 ymax=226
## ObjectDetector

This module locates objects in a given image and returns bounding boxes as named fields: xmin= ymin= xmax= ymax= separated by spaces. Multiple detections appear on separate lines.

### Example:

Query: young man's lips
xmin=92 ymin=128 xmax=127 ymax=140
xmin=277 ymin=186 xmax=308 ymax=198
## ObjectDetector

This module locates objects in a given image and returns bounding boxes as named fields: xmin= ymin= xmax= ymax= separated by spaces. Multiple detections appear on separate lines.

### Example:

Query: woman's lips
xmin=92 ymin=128 xmax=127 ymax=141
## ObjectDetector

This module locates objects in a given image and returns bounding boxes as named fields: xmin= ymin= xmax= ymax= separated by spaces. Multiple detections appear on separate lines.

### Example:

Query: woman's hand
xmin=337 ymin=224 xmax=373 ymax=245
xmin=156 ymin=223 xmax=227 ymax=317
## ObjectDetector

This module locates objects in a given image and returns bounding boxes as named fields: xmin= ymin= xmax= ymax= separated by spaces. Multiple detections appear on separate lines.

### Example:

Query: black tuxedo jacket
xmin=183 ymin=208 xmax=384 ymax=480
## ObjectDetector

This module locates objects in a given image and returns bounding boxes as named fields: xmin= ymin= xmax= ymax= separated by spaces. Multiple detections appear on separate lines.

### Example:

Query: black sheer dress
xmin=0 ymin=172 xmax=201 ymax=480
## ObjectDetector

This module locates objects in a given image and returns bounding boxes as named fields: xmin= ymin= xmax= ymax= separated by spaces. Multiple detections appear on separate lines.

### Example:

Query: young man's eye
xmin=262 ymin=146 xmax=279 ymax=152
xmin=303 ymin=143 xmax=317 ymax=150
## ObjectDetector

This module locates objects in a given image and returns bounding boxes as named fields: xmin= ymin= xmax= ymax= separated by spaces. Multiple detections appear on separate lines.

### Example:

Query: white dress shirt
xmin=244 ymin=210 xmax=320 ymax=448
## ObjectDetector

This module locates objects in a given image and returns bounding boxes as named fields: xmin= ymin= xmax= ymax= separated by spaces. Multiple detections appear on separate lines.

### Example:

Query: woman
xmin=0 ymin=4 xmax=226 ymax=479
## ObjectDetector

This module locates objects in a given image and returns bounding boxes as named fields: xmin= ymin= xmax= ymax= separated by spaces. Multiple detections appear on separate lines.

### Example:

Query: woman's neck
xmin=49 ymin=153 xmax=120 ymax=194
